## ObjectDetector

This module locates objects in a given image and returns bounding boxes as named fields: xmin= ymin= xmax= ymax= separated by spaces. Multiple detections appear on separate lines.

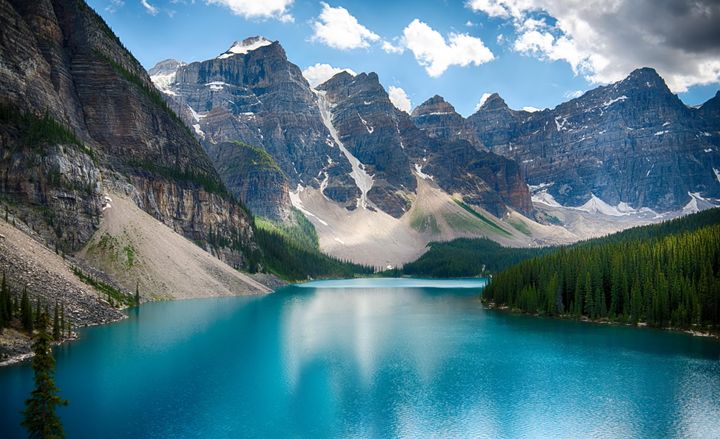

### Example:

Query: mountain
xmin=467 ymin=68 xmax=720 ymax=212
xmin=150 ymin=39 xmax=534 ymax=266
xmin=0 ymin=0 xmax=268 ymax=302
xmin=411 ymin=95 xmax=481 ymax=146
xmin=150 ymin=37 xmax=356 ymax=220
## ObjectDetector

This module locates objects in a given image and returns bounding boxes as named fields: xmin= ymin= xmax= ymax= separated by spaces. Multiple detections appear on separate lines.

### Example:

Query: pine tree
xmin=34 ymin=297 xmax=42 ymax=326
xmin=135 ymin=281 xmax=140 ymax=306
xmin=53 ymin=303 xmax=61 ymax=341
xmin=22 ymin=312 xmax=67 ymax=438
xmin=59 ymin=305 xmax=65 ymax=338
xmin=21 ymin=288 xmax=33 ymax=333
xmin=583 ymin=272 xmax=594 ymax=318
xmin=0 ymin=272 xmax=7 ymax=328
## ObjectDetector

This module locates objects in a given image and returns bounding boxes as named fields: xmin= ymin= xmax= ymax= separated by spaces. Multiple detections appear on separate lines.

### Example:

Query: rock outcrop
xmin=411 ymin=95 xmax=481 ymax=147
xmin=467 ymin=68 xmax=720 ymax=211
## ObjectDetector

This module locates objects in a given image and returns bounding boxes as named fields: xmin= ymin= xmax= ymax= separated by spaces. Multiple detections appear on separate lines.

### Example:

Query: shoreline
xmin=0 ymin=314 xmax=128 ymax=367
xmin=482 ymin=301 xmax=720 ymax=341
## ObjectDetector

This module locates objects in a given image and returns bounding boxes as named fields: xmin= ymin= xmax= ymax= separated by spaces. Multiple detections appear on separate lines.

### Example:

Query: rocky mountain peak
xmin=411 ymin=95 xmax=457 ymax=118
xmin=217 ymin=36 xmax=274 ymax=59
xmin=148 ymin=59 xmax=185 ymax=76
xmin=619 ymin=67 xmax=672 ymax=93
xmin=477 ymin=93 xmax=510 ymax=113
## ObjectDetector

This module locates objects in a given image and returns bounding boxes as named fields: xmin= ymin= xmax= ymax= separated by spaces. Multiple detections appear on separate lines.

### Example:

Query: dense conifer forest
xmin=251 ymin=211 xmax=374 ymax=281
xmin=399 ymin=238 xmax=551 ymax=277
xmin=483 ymin=209 xmax=720 ymax=330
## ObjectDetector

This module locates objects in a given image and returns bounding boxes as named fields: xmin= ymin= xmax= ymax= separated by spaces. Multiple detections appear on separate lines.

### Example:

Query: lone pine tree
xmin=22 ymin=312 xmax=67 ymax=438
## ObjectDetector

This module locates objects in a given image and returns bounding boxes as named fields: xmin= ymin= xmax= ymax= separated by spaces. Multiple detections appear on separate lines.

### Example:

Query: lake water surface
xmin=1 ymin=278 xmax=719 ymax=438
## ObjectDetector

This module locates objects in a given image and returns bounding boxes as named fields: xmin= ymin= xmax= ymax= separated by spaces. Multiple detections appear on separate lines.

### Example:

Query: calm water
xmin=1 ymin=278 xmax=720 ymax=438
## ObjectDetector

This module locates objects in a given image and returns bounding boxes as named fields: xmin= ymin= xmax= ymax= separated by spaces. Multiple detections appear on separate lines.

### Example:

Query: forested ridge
xmin=250 ymin=210 xmax=374 ymax=281
xmin=483 ymin=209 xmax=720 ymax=330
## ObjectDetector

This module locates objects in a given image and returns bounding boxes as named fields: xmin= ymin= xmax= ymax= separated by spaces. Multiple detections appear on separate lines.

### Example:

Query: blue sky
xmin=89 ymin=0 xmax=720 ymax=116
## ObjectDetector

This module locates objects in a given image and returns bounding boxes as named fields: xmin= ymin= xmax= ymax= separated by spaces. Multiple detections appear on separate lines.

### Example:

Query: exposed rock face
xmin=152 ymin=41 xmax=532 ymax=220
xmin=0 ymin=0 xmax=255 ymax=265
xmin=317 ymin=72 xmax=416 ymax=217
xmin=206 ymin=141 xmax=291 ymax=220
xmin=151 ymin=38 xmax=354 ymax=219
xmin=316 ymin=72 xmax=533 ymax=218
xmin=467 ymin=68 xmax=720 ymax=211
xmin=411 ymin=95 xmax=481 ymax=147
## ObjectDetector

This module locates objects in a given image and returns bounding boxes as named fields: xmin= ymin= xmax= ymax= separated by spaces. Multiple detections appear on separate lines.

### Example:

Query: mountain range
xmin=150 ymin=37 xmax=720 ymax=266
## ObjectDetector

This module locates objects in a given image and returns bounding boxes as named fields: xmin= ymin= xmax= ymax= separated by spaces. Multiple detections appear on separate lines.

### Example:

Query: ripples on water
xmin=1 ymin=278 xmax=719 ymax=438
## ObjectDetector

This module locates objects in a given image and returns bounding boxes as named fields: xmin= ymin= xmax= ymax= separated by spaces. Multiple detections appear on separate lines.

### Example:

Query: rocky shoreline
xmin=482 ymin=301 xmax=720 ymax=340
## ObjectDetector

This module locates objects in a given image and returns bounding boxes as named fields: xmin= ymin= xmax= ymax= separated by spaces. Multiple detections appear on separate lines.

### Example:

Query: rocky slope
xmin=0 ymin=0 xmax=257 ymax=267
xmin=467 ymin=68 xmax=720 ymax=211
xmin=0 ymin=0 xmax=269 ymax=361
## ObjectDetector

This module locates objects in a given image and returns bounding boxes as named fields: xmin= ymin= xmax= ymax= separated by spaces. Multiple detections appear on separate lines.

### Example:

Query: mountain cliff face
xmin=152 ymin=40 xmax=531 ymax=220
xmin=0 ymin=0 xmax=255 ymax=266
xmin=467 ymin=68 xmax=720 ymax=211
xmin=152 ymin=38 xmax=355 ymax=220
xmin=411 ymin=95 xmax=481 ymax=147
xmin=315 ymin=71 xmax=532 ymax=218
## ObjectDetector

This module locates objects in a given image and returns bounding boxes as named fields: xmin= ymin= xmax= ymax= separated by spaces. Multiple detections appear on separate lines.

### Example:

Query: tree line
xmin=483 ymin=209 xmax=720 ymax=330
xmin=0 ymin=273 xmax=71 ymax=341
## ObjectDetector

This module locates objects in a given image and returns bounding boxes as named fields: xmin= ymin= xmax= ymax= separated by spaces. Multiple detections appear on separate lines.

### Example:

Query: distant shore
xmin=482 ymin=301 xmax=720 ymax=340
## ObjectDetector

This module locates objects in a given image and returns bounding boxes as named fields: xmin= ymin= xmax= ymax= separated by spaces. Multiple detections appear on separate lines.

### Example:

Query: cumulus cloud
xmin=311 ymin=3 xmax=380 ymax=50
xmin=467 ymin=0 xmax=720 ymax=92
xmin=382 ymin=40 xmax=405 ymax=54
xmin=302 ymin=63 xmax=357 ymax=88
xmin=387 ymin=86 xmax=412 ymax=113
xmin=395 ymin=19 xmax=494 ymax=77
xmin=141 ymin=0 xmax=158 ymax=15
xmin=206 ymin=0 xmax=294 ymax=22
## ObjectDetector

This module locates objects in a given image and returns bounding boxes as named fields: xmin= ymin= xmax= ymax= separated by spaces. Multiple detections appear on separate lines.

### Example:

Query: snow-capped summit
xmin=148 ymin=59 xmax=185 ymax=95
xmin=217 ymin=36 xmax=273 ymax=59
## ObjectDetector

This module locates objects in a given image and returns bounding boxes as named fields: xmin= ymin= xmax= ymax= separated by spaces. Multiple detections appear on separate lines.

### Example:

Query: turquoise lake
xmin=1 ymin=278 xmax=720 ymax=438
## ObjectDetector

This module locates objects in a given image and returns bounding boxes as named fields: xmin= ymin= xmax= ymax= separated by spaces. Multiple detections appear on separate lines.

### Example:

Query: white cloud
xmin=382 ymin=40 xmax=405 ymax=54
xmin=311 ymin=2 xmax=380 ymax=50
xmin=465 ymin=20 xmax=476 ymax=27
xmin=467 ymin=0 xmax=720 ymax=92
xmin=302 ymin=63 xmax=356 ymax=88
xmin=387 ymin=86 xmax=412 ymax=113
xmin=475 ymin=92 xmax=493 ymax=110
xmin=141 ymin=0 xmax=158 ymax=15
xmin=400 ymin=19 xmax=494 ymax=77
xmin=205 ymin=0 xmax=294 ymax=22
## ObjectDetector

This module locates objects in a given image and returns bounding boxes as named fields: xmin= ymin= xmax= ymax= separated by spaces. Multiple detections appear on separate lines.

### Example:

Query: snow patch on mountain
xmin=289 ymin=185 xmax=329 ymax=226
xmin=358 ymin=113 xmax=374 ymax=134
xmin=575 ymin=194 xmax=638 ymax=216
xmin=602 ymin=95 xmax=627 ymax=108
xmin=217 ymin=37 xmax=272 ymax=59
xmin=206 ymin=81 xmax=228 ymax=91
xmin=532 ymin=191 xmax=562 ymax=207
xmin=315 ymin=90 xmax=374 ymax=209
xmin=414 ymin=164 xmax=433 ymax=180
